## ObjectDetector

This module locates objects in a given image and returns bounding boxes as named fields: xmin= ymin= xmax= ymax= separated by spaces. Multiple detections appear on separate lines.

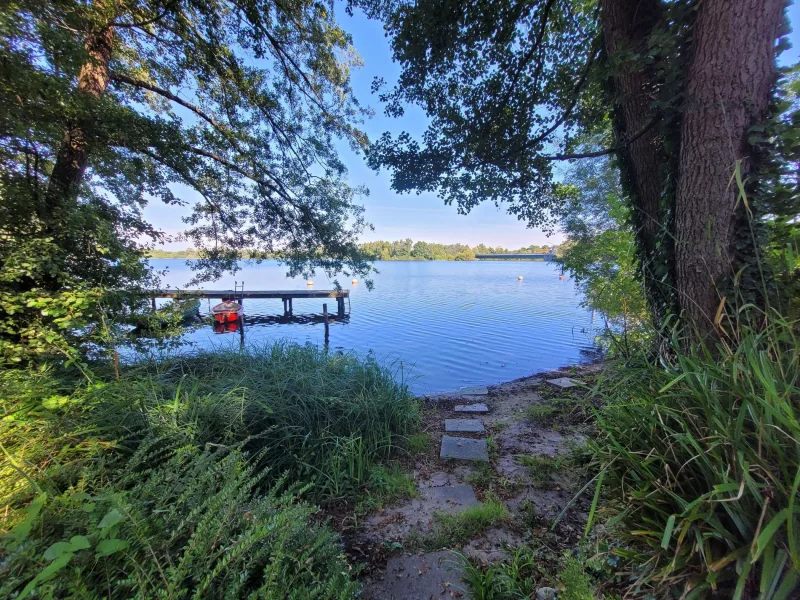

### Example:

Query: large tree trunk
xmin=674 ymin=0 xmax=783 ymax=335
xmin=599 ymin=0 xmax=670 ymax=323
xmin=43 ymin=26 xmax=114 ymax=219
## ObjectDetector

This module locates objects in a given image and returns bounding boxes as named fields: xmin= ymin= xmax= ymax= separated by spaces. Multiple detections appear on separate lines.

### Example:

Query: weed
xmin=427 ymin=495 xmax=508 ymax=548
xmin=592 ymin=309 xmax=800 ymax=597
xmin=405 ymin=432 xmax=430 ymax=455
xmin=560 ymin=557 xmax=596 ymax=600
xmin=519 ymin=454 xmax=568 ymax=487
xmin=355 ymin=464 xmax=417 ymax=515
xmin=525 ymin=403 xmax=558 ymax=422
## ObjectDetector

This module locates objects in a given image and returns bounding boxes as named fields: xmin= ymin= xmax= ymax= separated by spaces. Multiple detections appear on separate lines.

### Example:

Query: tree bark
xmin=599 ymin=0 xmax=669 ymax=321
xmin=674 ymin=0 xmax=782 ymax=334
xmin=43 ymin=26 xmax=114 ymax=218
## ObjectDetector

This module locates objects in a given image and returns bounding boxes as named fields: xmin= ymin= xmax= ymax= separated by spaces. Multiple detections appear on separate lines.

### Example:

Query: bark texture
xmin=44 ymin=26 xmax=114 ymax=218
xmin=675 ymin=0 xmax=783 ymax=333
xmin=599 ymin=0 xmax=667 ymax=319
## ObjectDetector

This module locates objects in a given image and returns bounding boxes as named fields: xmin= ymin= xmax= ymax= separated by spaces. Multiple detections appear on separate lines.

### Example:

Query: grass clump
xmin=355 ymin=464 xmax=418 ymax=515
xmin=427 ymin=496 xmax=508 ymax=548
xmin=524 ymin=403 xmax=559 ymax=422
xmin=86 ymin=343 xmax=420 ymax=504
xmin=1 ymin=343 xmax=419 ymax=598
xmin=519 ymin=454 xmax=568 ymax=487
xmin=591 ymin=310 xmax=800 ymax=598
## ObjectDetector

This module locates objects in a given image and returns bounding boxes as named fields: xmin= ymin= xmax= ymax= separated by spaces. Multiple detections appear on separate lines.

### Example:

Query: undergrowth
xmin=1 ymin=343 xmax=420 ymax=598
xmin=590 ymin=309 xmax=800 ymax=598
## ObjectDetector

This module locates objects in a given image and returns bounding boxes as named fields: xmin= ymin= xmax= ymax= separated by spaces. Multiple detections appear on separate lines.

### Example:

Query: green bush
xmin=1 ymin=343 xmax=420 ymax=598
xmin=591 ymin=310 xmax=800 ymax=598
xmin=84 ymin=343 xmax=420 ymax=503
xmin=1 ymin=446 xmax=357 ymax=599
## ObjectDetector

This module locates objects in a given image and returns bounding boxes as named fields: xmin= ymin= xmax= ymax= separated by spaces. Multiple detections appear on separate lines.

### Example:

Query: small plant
xmin=406 ymin=432 xmax=430 ymax=455
xmin=355 ymin=464 xmax=418 ymax=515
xmin=519 ymin=454 xmax=568 ymax=487
xmin=525 ymin=403 xmax=559 ymax=423
xmin=427 ymin=495 xmax=508 ymax=548
xmin=560 ymin=557 xmax=597 ymax=600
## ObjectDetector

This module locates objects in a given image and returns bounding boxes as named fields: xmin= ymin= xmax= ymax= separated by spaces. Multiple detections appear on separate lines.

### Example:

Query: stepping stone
xmin=362 ymin=551 xmax=470 ymax=600
xmin=545 ymin=377 xmax=582 ymax=389
xmin=459 ymin=385 xmax=489 ymax=396
xmin=454 ymin=403 xmax=489 ymax=413
xmin=445 ymin=419 xmax=485 ymax=433
xmin=440 ymin=436 xmax=489 ymax=462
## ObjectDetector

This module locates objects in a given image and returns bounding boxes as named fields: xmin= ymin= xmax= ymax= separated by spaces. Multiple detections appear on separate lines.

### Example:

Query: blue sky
xmin=145 ymin=2 xmax=800 ymax=250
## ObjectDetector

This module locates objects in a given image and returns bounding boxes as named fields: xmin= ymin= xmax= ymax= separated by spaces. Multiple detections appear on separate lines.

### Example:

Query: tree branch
xmin=541 ymin=117 xmax=657 ymax=160
xmin=109 ymin=72 xmax=229 ymax=135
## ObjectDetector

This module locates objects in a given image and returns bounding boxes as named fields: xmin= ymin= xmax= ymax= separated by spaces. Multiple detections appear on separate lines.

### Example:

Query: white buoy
xmin=352 ymin=279 xmax=358 ymax=284
xmin=306 ymin=279 xmax=314 ymax=285
xmin=518 ymin=275 xmax=524 ymax=280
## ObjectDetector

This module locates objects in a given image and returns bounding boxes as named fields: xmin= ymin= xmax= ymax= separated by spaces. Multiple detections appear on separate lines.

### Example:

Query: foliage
xmin=358 ymin=0 xmax=798 ymax=331
xmin=426 ymin=496 xmax=508 ymax=549
xmin=360 ymin=239 xmax=558 ymax=261
xmin=0 ymin=0 xmax=372 ymax=362
xmin=1 ymin=447 xmax=358 ymax=599
xmin=0 ymin=343 xmax=423 ymax=597
xmin=557 ymin=142 xmax=648 ymax=331
xmin=459 ymin=548 xmax=602 ymax=600
xmin=589 ymin=308 xmax=800 ymax=598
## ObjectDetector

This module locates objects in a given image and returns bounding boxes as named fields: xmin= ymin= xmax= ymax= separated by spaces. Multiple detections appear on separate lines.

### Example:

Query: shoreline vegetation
xmin=146 ymin=239 xmax=561 ymax=261
xmin=4 ymin=313 xmax=798 ymax=598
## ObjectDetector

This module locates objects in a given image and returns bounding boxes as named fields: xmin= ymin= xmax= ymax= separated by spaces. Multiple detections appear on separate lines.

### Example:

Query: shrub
xmin=591 ymin=310 xmax=800 ymax=598
xmin=83 ymin=343 xmax=420 ymax=503
xmin=1 ymin=446 xmax=357 ymax=599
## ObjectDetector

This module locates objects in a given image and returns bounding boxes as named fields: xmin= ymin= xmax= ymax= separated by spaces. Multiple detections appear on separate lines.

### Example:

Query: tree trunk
xmin=43 ymin=26 xmax=114 ymax=219
xmin=599 ymin=0 xmax=670 ymax=322
xmin=674 ymin=0 xmax=782 ymax=335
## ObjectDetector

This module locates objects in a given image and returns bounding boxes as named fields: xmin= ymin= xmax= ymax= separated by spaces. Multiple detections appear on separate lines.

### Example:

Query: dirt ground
xmin=344 ymin=363 xmax=604 ymax=599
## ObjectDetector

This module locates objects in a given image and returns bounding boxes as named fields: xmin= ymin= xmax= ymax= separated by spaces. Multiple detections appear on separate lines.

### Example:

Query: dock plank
xmin=152 ymin=289 xmax=348 ymax=299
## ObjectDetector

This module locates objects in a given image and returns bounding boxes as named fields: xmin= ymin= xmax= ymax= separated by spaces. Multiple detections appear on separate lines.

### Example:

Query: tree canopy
xmin=361 ymin=0 xmax=798 ymax=335
xmin=1 ymin=0 xmax=372 ymax=360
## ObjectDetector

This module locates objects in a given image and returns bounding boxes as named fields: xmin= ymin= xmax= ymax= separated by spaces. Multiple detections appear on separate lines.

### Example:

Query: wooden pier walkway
xmin=151 ymin=289 xmax=349 ymax=316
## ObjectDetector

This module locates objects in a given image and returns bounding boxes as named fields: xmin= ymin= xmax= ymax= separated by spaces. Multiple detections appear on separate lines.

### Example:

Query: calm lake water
xmin=149 ymin=259 xmax=598 ymax=395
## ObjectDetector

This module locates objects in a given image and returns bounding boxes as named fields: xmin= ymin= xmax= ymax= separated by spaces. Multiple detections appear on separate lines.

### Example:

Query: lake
xmin=149 ymin=259 xmax=598 ymax=395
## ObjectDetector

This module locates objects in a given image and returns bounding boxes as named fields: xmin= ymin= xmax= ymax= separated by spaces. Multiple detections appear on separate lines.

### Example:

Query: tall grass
xmin=1 ymin=342 xmax=419 ymax=597
xmin=85 ymin=342 xmax=421 ymax=503
xmin=591 ymin=308 xmax=800 ymax=598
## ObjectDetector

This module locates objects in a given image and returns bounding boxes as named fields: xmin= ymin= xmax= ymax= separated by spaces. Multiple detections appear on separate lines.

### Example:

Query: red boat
xmin=211 ymin=298 xmax=244 ymax=323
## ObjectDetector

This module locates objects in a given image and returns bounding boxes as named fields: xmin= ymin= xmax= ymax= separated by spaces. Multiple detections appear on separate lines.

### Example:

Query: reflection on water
xmin=148 ymin=259 xmax=599 ymax=394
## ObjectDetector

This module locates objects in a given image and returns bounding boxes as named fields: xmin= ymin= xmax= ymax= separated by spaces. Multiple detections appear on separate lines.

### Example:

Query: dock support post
xmin=337 ymin=296 xmax=345 ymax=318
xmin=323 ymin=303 xmax=329 ymax=345
xmin=151 ymin=297 xmax=157 ymax=311
xmin=289 ymin=298 xmax=293 ymax=313
xmin=283 ymin=298 xmax=288 ymax=314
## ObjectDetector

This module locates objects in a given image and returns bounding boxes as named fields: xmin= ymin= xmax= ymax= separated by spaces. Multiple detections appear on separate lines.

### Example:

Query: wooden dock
xmin=151 ymin=289 xmax=349 ymax=316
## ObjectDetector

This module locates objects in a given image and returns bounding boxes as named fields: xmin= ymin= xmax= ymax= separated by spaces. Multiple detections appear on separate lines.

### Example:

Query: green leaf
xmin=69 ymin=535 xmax=91 ymax=550
xmin=752 ymin=509 xmax=790 ymax=562
xmin=18 ymin=552 xmax=73 ymax=599
xmin=43 ymin=541 xmax=73 ymax=561
xmin=97 ymin=508 xmax=124 ymax=530
xmin=95 ymin=538 xmax=130 ymax=558
xmin=661 ymin=514 xmax=676 ymax=549
xmin=11 ymin=492 xmax=47 ymax=544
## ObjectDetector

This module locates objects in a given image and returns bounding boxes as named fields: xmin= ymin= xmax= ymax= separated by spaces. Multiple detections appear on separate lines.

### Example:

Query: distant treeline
xmin=360 ymin=239 xmax=557 ymax=261
xmin=147 ymin=241 xmax=559 ymax=261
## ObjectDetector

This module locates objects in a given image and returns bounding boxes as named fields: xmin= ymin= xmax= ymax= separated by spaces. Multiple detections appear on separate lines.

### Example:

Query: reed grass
xmin=590 ymin=308 xmax=800 ymax=598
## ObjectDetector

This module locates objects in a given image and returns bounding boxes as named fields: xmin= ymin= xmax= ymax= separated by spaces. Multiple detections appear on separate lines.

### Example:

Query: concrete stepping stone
xmin=545 ymin=377 xmax=582 ymax=389
xmin=445 ymin=419 xmax=485 ymax=433
xmin=362 ymin=551 xmax=470 ymax=600
xmin=440 ymin=436 xmax=489 ymax=462
xmin=459 ymin=385 xmax=489 ymax=396
xmin=454 ymin=403 xmax=489 ymax=413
